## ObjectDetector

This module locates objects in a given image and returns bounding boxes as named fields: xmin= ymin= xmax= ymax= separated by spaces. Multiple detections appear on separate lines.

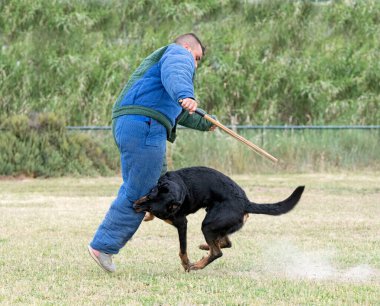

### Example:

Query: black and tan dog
xmin=134 ymin=166 xmax=304 ymax=272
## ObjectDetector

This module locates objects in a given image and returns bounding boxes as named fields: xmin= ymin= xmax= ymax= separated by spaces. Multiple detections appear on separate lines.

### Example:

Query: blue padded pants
xmin=90 ymin=115 xmax=166 ymax=254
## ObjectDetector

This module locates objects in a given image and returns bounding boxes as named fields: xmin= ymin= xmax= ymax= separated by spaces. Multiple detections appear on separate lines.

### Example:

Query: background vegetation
xmin=1 ymin=112 xmax=378 ymax=176
xmin=171 ymin=127 xmax=380 ymax=174
xmin=1 ymin=0 xmax=379 ymax=125
xmin=0 ymin=113 xmax=118 ymax=177
xmin=1 ymin=0 xmax=379 ymax=176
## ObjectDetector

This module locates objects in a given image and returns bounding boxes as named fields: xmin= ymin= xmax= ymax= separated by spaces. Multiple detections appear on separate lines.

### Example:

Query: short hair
xmin=174 ymin=33 xmax=206 ymax=55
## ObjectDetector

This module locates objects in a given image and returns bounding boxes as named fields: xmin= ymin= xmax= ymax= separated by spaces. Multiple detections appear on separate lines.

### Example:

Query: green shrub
xmin=0 ymin=113 xmax=119 ymax=177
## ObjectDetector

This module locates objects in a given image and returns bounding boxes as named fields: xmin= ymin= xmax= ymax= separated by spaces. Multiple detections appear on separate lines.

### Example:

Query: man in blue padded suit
xmin=88 ymin=33 xmax=216 ymax=272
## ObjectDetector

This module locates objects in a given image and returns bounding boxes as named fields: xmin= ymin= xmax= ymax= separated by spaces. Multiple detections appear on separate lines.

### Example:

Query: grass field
xmin=0 ymin=172 xmax=379 ymax=305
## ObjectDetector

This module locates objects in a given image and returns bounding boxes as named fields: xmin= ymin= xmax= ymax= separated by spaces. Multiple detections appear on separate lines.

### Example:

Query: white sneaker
xmin=88 ymin=245 xmax=116 ymax=273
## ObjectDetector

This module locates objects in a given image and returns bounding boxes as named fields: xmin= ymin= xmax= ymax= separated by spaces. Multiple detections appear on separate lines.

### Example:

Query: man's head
xmin=174 ymin=33 xmax=205 ymax=68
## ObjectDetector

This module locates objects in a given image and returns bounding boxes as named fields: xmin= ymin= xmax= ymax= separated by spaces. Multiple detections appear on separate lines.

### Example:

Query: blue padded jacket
xmin=115 ymin=44 xmax=196 ymax=127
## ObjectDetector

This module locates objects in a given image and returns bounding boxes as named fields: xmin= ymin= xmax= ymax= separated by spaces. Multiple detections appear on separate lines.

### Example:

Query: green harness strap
xmin=111 ymin=105 xmax=176 ymax=143
xmin=112 ymin=45 xmax=169 ymax=111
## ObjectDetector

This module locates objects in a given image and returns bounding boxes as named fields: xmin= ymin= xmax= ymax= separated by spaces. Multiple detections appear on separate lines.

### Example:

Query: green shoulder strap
xmin=112 ymin=45 xmax=170 ymax=111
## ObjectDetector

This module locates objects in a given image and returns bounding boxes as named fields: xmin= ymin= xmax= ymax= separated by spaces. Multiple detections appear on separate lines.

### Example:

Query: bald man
xmin=88 ymin=33 xmax=215 ymax=272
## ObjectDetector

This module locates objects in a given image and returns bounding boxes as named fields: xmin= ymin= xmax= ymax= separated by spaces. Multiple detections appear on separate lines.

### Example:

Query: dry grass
xmin=0 ymin=172 xmax=379 ymax=305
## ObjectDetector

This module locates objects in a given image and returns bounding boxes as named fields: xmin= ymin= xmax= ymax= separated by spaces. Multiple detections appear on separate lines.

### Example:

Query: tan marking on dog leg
xmin=243 ymin=213 xmax=249 ymax=223
xmin=164 ymin=219 xmax=173 ymax=225
xmin=190 ymin=242 xmax=222 ymax=271
xmin=198 ymin=243 xmax=209 ymax=250
xmin=199 ymin=236 xmax=232 ymax=250
xmin=219 ymin=236 xmax=232 ymax=248
xmin=143 ymin=212 xmax=155 ymax=222
xmin=179 ymin=252 xmax=192 ymax=271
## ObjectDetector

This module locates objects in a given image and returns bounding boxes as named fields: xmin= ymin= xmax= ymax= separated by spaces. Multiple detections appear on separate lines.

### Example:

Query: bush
xmin=0 ymin=113 xmax=119 ymax=177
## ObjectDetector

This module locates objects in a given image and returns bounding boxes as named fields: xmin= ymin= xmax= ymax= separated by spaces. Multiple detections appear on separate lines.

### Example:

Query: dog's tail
xmin=245 ymin=186 xmax=305 ymax=216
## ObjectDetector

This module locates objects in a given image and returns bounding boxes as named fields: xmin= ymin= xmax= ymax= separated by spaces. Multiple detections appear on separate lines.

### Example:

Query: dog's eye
xmin=160 ymin=186 xmax=169 ymax=194
xmin=168 ymin=203 xmax=179 ymax=212
xmin=148 ymin=187 xmax=159 ymax=199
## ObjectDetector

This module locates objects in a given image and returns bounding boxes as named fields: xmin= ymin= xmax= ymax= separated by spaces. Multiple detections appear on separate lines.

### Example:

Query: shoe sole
xmin=87 ymin=245 xmax=113 ymax=273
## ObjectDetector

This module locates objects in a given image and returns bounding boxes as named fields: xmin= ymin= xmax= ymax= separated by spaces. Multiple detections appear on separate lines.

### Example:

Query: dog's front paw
xmin=188 ymin=255 xmax=211 ymax=271
xmin=188 ymin=263 xmax=202 ymax=271
xmin=181 ymin=262 xmax=193 ymax=272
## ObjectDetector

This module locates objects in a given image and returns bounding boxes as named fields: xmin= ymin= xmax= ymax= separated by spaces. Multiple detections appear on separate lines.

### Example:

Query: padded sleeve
xmin=160 ymin=48 xmax=195 ymax=102
xmin=177 ymin=109 xmax=215 ymax=131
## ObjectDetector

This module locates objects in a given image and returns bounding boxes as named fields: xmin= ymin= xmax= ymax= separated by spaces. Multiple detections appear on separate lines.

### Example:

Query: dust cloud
xmin=257 ymin=239 xmax=378 ymax=283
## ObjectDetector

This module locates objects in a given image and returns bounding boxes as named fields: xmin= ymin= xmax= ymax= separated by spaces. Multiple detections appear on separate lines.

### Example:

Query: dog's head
xmin=133 ymin=176 xmax=186 ymax=219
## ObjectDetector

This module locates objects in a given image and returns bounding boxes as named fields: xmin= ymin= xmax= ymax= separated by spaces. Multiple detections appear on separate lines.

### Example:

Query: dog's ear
xmin=158 ymin=184 xmax=170 ymax=194
xmin=166 ymin=181 xmax=186 ymax=213
xmin=157 ymin=176 xmax=171 ymax=193
xmin=156 ymin=176 xmax=186 ymax=214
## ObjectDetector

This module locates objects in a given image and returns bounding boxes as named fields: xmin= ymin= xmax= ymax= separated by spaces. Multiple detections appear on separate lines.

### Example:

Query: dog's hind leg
xmin=191 ymin=205 xmax=245 ymax=270
xmin=190 ymin=223 xmax=224 ymax=270
xmin=199 ymin=236 xmax=232 ymax=250
xmin=190 ymin=237 xmax=222 ymax=270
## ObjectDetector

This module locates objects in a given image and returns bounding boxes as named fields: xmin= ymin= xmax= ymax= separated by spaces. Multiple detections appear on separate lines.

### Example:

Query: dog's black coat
xmin=134 ymin=166 xmax=304 ymax=271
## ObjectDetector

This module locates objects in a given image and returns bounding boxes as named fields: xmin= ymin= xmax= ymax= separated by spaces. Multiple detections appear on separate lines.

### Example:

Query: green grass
xmin=0 ymin=172 xmax=379 ymax=304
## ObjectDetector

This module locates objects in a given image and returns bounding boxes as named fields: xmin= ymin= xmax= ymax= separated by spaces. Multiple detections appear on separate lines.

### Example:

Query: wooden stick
xmin=179 ymin=100 xmax=278 ymax=163
xmin=202 ymin=114 xmax=278 ymax=163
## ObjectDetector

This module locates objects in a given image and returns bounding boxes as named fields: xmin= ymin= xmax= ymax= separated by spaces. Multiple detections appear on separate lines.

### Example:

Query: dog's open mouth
xmin=133 ymin=196 xmax=151 ymax=213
